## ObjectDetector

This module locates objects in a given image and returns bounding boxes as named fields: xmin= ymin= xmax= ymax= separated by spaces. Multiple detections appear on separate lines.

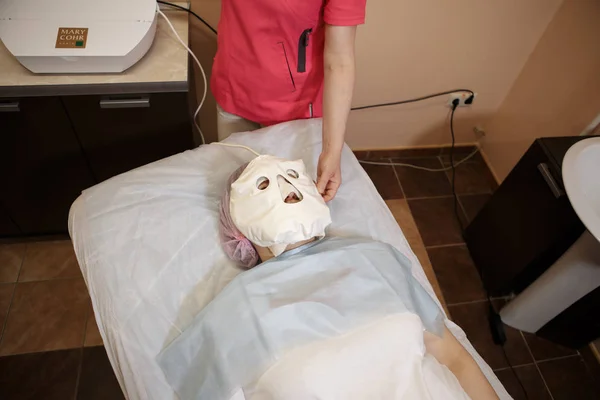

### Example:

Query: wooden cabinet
xmin=464 ymin=137 xmax=587 ymax=296
xmin=0 ymin=92 xmax=193 ymax=238
xmin=62 ymin=93 xmax=193 ymax=182
xmin=0 ymin=97 xmax=96 ymax=236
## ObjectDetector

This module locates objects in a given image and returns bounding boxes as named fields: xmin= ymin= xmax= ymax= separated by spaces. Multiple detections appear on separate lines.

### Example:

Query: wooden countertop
xmin=0 ymin=9 xmax=189 ymax=97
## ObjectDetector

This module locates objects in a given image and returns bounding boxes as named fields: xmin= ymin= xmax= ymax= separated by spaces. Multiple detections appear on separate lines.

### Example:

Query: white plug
xmin=448 ymin=92 xmax=476 ymax=107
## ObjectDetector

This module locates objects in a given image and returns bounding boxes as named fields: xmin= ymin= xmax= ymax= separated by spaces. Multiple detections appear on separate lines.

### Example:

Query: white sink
xmin=501 ymin=136 xmax=600 ymax=334
xmin=563 ymin=137 xmax=600 ymax=242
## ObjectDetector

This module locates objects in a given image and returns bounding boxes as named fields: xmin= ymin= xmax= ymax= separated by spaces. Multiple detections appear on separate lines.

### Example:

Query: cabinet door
xmin=464 ymin=140 xmax=585 ymax=295
xmin=0 ymin=203 xmax=21 ymax=237
xmin=0 ymin=97 xmax=96 ymax=235
xmin=62 ymin=93 xmax=194 ymax=182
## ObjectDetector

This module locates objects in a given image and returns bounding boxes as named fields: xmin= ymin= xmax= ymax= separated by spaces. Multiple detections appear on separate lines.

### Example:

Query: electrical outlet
xmin=448 ymin=92 xmax=476 ymax=107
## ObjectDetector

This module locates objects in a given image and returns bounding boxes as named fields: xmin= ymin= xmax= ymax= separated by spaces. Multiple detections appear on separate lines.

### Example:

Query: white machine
xmin=0 ymin=0 xmax=158 ymax=73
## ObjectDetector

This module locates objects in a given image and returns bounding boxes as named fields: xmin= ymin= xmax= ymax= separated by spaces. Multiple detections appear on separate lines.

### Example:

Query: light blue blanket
xmin=157 ymin=237 xmax=444 ymax=400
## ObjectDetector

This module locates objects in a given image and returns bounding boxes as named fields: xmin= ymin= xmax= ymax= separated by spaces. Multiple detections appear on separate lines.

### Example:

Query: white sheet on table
xmin=69 ymin=119 xmax=511 ymax=400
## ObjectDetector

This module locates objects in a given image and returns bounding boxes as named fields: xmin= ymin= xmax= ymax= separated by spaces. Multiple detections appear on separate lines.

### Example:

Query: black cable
xmin=500 ymin=344 xmax=529 ymax=398
xmin=351 ymin=89 xmax=475 ymax=111
xmin=448 ymin=104 xmax=528 ymax=398
xmin=157 ymin=0 xmax=218 ymax=35
xmin=449 ymin=102 xmax=464 ymax=234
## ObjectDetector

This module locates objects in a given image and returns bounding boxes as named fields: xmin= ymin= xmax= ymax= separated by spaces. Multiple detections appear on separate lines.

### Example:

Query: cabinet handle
xmin=99 ymin=96 xmax=150 ymax=109
xmin=537 ymin=163 xmax=565 ymax=199
xmin=0 ymin=101 xmax=20 ymax=112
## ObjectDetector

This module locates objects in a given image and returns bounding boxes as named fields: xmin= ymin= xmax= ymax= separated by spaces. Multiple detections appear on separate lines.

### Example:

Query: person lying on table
xmin=158 ymin=155 xmax=500 ymax=400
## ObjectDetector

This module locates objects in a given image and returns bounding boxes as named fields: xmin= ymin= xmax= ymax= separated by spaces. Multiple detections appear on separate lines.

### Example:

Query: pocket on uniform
xmin=277 ymin=42 xmax=296 ymax=93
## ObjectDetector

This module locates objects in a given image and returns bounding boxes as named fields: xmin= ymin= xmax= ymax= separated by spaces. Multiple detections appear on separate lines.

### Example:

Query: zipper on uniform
xmin=297 ymin=28 xmax=312 ymax=73
xmin=309 ymin=103 xmax=313 ymax=118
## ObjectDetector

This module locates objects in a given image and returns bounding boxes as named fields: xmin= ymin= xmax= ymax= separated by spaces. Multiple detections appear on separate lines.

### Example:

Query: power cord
xmin=449 ymin=101 xmax=464 ymax=233
xmin=356 ymin=90 xmax=478 ymax=171
xmin=211 ymin=142 xmax=261 ymax=157
xmin=156 ymin=7 xmax=208 ymax=145
xmin=358 ymin=148 xmax=479 ymax=172
xmin=352 ymin=89 xmax=474 ymax=111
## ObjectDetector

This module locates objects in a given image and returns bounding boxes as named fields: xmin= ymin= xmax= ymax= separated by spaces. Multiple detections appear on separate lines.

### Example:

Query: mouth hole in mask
xmin=256 ymin=177 xmax=270 ymax=190
xmin=277 ymin=175 xmax=303 ymax=204
xmin=286 ymin=169 xmax=299 ymax=179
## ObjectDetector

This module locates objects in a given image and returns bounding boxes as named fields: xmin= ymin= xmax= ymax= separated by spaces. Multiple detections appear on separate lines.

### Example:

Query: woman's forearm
xmin=425 ymin=328 xmax=499 ymax=400
xmin=322 ymin=25 xmax=357 ymax=155
xmin=447 ymin=346 xmax=499 ymax=400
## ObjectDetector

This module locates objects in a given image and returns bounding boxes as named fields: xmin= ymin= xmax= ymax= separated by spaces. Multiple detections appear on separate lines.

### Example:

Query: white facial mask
xmin=230 ymin=155 xmax=332 ymax=256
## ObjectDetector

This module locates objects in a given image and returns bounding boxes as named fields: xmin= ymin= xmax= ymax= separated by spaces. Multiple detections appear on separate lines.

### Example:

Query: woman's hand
xmin=317 ymin=150 xmax=342 ymax=202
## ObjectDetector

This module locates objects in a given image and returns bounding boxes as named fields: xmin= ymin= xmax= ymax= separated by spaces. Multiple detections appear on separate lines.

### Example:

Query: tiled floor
xmin=356 ymin=148 xmax=600 ymax=399
xmin=0 ymin=148 xmax=598 ymax=399
xmin=0 ymin=241 xmax=123 ymax=399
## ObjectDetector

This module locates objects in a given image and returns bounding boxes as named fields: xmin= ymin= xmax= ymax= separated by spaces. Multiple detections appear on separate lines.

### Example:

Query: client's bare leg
xmin=424 ymin=327 xmax=499 ymax=400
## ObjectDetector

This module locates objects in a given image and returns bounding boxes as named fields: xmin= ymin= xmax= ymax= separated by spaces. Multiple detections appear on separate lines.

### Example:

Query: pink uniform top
xmin=211 ymin=0 xmax=367 ymax=126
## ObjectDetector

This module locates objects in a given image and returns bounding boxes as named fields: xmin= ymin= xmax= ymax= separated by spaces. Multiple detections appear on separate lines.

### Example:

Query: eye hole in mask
xmin=256 ymin=177 xmax=270 ymax=190
xmin=286 ymin=169 xmax=299 ymax=179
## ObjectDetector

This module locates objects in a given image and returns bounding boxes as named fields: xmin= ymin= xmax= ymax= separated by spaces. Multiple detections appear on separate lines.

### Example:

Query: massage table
xmin=69 ymin=119 xmax=510 ymax=399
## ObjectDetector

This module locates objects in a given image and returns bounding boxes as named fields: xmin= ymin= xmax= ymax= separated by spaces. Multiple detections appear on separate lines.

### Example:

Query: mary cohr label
xmin=56 ymin=27 xmax=88 ymax=49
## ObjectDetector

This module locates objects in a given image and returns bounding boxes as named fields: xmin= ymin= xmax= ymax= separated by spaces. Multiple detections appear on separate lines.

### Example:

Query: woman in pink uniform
xmin=211 ymin=0 xmax=367 ymax=202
